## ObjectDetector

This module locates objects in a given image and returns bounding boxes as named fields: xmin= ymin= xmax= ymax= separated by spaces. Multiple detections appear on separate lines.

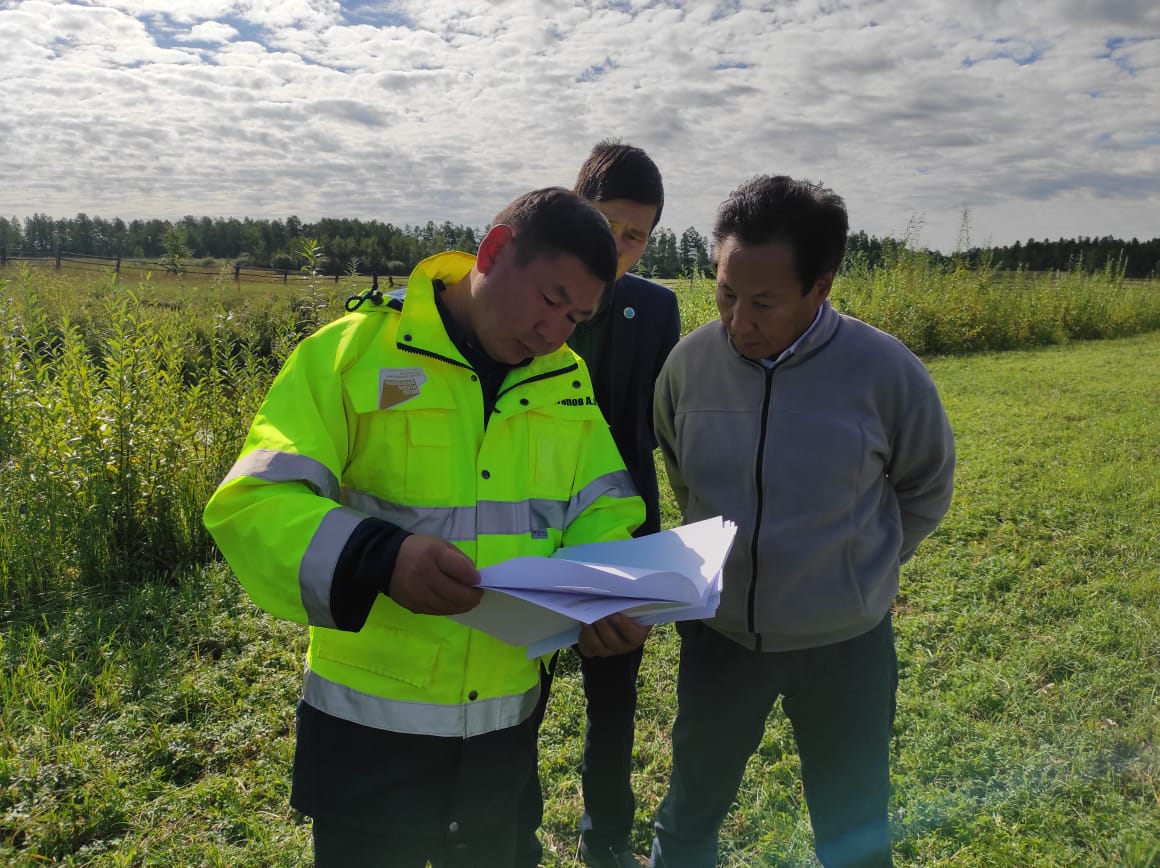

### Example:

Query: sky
xmin=0 ymin=0 xmax=1157 ymax=253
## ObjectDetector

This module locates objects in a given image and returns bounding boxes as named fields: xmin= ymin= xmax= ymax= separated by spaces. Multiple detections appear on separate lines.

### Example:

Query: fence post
xmin=55 ymin=248 xmax=62 ymax=269
xmin=282 ymin=270 xmax=288 ymax=283
xmin=234 ymin=262 xmax=241 ymax=284
xmin=334 ymin=273 xmax=339 ymax=284
xmin=115 ymin=256 xmax=121 ymax=274
xmin=0 ymin=247 xmax=6 ymax=267
xmin=372 ymin=271 xmax=379 ymax=292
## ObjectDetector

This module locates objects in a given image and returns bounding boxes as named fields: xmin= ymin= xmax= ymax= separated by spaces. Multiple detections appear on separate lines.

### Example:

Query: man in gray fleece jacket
xmin=650 ymin=175 xmax=955 ymax=868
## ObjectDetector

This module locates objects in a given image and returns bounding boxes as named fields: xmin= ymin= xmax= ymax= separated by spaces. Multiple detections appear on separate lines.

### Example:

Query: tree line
xmin=845 ymin=230 xmax=1160 ymax=279
xmin=1 ymin=214 xmax=1156 ymax=280
xmin=0 ymin=213 xmax=479 ymax=277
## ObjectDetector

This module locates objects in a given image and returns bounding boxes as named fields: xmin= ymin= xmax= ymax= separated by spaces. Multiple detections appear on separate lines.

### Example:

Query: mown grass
xmin=534 ymin=334 xmax=1160 ymax=867
xmin=2 ymin=259 xmax=1159 ymax=865
xmin=1 ymin=565 xmax=310 ymax=865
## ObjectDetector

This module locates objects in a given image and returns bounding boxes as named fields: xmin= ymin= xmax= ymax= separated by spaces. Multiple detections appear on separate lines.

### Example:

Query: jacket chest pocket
xmin=400 ymin=412 xmax=455 ymax=501
xmin=345 ymin=369 xmax=461 ymax=504
xmin=355 ymin=410 xmax=456 ymax=502
xmin=527 ymin=413 xmax=587 ymax=498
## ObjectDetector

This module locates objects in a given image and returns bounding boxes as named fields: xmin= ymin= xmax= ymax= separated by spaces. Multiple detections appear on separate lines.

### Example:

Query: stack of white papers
xmin=451 ymin=516 xmax=737 ymax=657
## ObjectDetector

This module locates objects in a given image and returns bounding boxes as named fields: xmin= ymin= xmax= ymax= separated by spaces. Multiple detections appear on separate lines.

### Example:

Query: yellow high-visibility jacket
xmin=204 ymin=252 xmax=644 ymax=738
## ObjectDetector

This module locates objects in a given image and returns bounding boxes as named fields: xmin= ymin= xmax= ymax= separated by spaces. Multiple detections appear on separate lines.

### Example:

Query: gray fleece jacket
xmin=654 ymin=302 xmax=955 ymax=652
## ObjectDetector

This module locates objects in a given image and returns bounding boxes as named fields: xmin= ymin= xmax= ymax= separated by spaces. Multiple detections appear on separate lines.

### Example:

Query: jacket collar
xmin=397 ymin=251 xmax=475 ymax=366
xmin=790 ymin=301 xmax=841 ymax=363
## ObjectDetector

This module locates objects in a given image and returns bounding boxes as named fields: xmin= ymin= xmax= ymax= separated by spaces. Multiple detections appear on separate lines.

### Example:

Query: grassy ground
xmin=3 ymin=331 xmax=1158 ymax=865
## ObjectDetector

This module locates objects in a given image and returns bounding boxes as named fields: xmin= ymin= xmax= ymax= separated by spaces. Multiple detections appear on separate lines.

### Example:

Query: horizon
xmin=4 ymin=211 xmax=1157 ymax=258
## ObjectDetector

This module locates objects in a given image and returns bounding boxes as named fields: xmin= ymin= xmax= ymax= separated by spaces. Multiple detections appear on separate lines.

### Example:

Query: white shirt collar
xmin=759 ymin=303 xmax=825 ymax=369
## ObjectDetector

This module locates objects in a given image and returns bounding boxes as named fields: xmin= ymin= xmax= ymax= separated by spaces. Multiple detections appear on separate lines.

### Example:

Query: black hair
xmin=574 ymin=139 xmax=664 ymax=228
xmin=491 ymin=187 xmax=618 ymax=287
xmin=712 ymin=175 xmax=848 ymax=293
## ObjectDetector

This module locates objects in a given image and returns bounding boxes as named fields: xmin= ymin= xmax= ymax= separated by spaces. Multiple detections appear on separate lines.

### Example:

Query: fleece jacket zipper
xmin=747 ymin=365 xmax=775 ymax=648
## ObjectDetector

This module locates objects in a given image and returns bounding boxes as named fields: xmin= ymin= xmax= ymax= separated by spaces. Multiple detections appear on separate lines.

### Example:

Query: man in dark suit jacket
xmin=518 ymin=142 xmax=681 ymax=868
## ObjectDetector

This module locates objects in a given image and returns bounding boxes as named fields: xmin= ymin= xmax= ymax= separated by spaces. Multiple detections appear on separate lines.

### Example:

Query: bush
xmin=828 ymin=249 xmax=1160 ymax=356
xmin=4 ymin=256 xmax=1160 ymax=607
xmin=270 ymin=252 xmax=295 ymax=272
xmin=0 ymin=268 xmax=279 ymax=605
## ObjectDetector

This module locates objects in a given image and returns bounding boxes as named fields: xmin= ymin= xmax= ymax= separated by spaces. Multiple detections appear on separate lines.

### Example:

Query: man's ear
xmin=477 ymin=224 xmax=514 ymax=274
xmin=812 ymin=270 xmax=835 ymax=301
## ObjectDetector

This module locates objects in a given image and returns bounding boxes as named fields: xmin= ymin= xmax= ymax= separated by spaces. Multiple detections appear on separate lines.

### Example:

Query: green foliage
xmin=668 ymin=244 xmax=1160 ymax=355
xmin=1 ymin=261 xmax=1159 ymax=865
xmin=8 ymin=212 xmax=1159 ymax=279
xmin=832 ymin=249 xmax=1159 ymax=355
xmin=0 ymin=564 xmax=310 ymax=865
xmin=0 ymin=268 xmax=285 ymax=605
xmin=293 ymin=238 xmax=326 ymax=277
xmin=159 ymin=227 xmax=190 ymax=276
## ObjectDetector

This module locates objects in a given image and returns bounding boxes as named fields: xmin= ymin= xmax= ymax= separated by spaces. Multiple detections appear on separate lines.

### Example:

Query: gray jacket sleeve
xmin=889 ymin=392 xmax=956 ymax=563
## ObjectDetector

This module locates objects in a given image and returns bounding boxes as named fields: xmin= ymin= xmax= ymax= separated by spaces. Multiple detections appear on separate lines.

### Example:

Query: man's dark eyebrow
xmin=717 ymin=281 xmax=771 ymax=299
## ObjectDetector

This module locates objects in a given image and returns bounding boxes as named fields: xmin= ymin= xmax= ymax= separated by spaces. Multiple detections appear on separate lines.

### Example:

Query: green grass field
xmin=2 ymin=261 xmax=1159 ymax=865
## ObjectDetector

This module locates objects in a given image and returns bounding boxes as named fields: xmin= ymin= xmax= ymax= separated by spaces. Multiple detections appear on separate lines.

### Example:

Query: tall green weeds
xmin=2 ymin=256 xmax=1159 ymax=609
xmin=0 ymin=268 xmax=298 ymax=606
xmin=829 ymin=249 xmax=1160 ymax=355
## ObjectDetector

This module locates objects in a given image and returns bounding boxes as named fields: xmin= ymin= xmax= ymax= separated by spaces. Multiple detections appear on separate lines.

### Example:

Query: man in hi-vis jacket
xmin=205 ymin=188 xmax=649 ymax=867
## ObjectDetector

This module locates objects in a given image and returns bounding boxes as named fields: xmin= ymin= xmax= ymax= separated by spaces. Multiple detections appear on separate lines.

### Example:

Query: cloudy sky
xmin=1 ymin=0 xmax=1157 ymax=252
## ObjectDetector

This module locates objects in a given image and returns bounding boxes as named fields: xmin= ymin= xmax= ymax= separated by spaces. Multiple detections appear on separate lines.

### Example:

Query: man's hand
xmin=578 ymin=613 xmax=652 ymax=657
xmin=388 ymin=534 xmax=483 ymax=615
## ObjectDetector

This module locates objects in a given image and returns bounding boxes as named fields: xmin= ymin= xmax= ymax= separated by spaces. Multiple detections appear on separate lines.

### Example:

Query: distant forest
xmin=1 ymin=213 xmax=1157 ymax=280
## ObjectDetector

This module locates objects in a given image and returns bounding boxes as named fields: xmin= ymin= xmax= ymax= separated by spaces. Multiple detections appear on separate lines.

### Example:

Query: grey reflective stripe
xmin=339 ymin=492 xmax=568 ymax=538
xmin=340 ymin=472 xmax=638 ymax=539
xmin=564 ymin=470 xmax=638 ymax=526
xmin=341 ymin=489 xmax=478 ymax=539
xmin=223 ymin=448 xmax=340 ymax=501
xmin=480 ymin=499 xmax=565 ymax=535
xmin=300 ymin=507 xmax=366 ymax=628
xmin=301 ymin=667 xmax=540 ymax=737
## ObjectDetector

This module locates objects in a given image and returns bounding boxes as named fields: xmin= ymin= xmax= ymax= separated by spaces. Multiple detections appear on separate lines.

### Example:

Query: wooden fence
xmin=0 ymin=248 xmax=395 ymax=289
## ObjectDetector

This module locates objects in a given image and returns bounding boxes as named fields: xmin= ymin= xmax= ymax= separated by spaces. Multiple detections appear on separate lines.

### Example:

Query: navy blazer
xmin=585 ymin=273 xmax=680 ymax=537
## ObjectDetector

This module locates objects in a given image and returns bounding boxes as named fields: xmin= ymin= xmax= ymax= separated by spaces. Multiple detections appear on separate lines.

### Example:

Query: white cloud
xmin=0 ymin=0 xmax=1156 ymax=251
xmin=182 ymin=20 xmax=239 ymax=42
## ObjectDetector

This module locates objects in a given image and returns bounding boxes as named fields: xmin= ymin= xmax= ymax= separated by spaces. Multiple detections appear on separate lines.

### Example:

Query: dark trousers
xmin=313 ymin=814 xmax=519 ymax=868
xmin=651 ymin=616 xmax=897 ymax=868
xmin=517 ymin=644 xmax=644 ymax=865
xmin=292 ymin=700 xmax=536 ymax=868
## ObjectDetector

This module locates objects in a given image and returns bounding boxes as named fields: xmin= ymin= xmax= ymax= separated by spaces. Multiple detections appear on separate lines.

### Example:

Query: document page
xmin=452 ymin=516 xmax=737 ymax=656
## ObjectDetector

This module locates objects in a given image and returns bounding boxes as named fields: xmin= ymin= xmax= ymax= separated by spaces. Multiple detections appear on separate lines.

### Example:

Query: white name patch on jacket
xmin=379 ymin=367 xmax=427 ymax=409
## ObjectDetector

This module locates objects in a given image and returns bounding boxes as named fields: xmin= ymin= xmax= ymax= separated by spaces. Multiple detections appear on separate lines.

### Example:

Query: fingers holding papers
xmin=578 ymin=613 xmax=652 ymax=657
xmin=389 ymin=534 xmax=483 ymax=615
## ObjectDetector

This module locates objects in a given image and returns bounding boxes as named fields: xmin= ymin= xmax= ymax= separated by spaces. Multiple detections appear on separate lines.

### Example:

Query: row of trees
xmin=2 ymin=214 xmax=1157 ymax=280
xmin=0 ymin=214 xmax=479 ymax=277
xmin=967 ymin=236 xmax=1160 ymax=277
xmin=843 ymin=230 xmax=1160 ymax=279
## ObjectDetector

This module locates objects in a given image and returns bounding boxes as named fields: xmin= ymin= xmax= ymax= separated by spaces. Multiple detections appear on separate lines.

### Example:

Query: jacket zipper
xmin=748 ymin=366 xmax=774 ymax=648
xmin=496 ymin=362 xmax=581 ymax=401
xmin=397 ymin=342 xmax=473 ymax=371
xmin=401 ymin=342 xmax=582 ymax=422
